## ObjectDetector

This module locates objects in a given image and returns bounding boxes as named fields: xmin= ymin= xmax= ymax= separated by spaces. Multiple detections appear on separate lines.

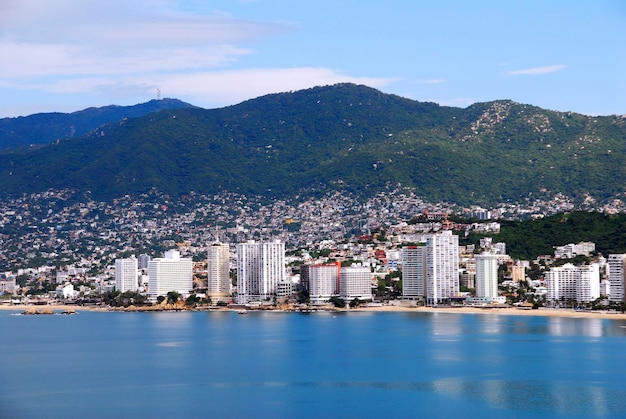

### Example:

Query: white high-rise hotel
xmin=115 ymin=256 xmax=138 ymax=292
xmin=207 ymin=242 xmax=231 ymax=302
xmin=545 ymin=263 xmax=600 ymax=303
xmin=306 ymin=263 xmax=340 ymax=304
xmin=426 ymin=230 xmax=459 ymax=304
xmin=236 ymin=240 xmax=285 ymax=304
xmin=401 ymin=244 xmax=426 ymax=299
xmin=401 ymin=230 xmax=459 ymax=304
xmin=148 ymin=250 xmax=193 ymax=300
xmin=475 ymin=253 xmax=499 ymax=300
xmin=339 ymin=266 xmax=373 ymax=301
xmin=608 ymin=254 xmax=626 ymax=303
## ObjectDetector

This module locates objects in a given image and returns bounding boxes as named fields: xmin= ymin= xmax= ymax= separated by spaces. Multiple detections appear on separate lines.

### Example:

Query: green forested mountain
xmin=0 ymin=98 xmax=195 ymax=151
xmin=1 ymin=83 xmax=625 ymax=205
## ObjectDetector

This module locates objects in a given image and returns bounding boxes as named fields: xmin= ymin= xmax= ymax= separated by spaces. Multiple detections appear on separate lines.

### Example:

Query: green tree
xmin=329 ymin=296 xmax=346 ymax=308
xmin=185 ymin=293 xmax=200 ymax=307
xmin=167 ymin=291 xmax=181 ymax=304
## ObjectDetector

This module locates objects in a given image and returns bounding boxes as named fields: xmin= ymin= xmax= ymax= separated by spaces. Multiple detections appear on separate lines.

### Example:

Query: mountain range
xmin=0 ymin=98 xmax=195 ymax=151
xmin=1 ymin=83 xmax=624 ymax=206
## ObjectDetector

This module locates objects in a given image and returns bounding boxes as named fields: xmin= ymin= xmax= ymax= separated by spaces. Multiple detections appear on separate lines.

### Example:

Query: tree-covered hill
xmin=465 ymin=211 xmax=626 ymax=260
xmin=0 ymin=98 xmax=195 ymax=151
xmin=0 ymin=84 xmax=624 ymax=206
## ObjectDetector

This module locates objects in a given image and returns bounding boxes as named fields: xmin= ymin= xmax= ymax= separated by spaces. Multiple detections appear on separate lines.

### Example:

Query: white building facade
xmin=339 ymin=266 xmax=373 ymax=301
xmin=307 ymin=264 xmax=340 ymax=304
xmin=401 ymin=244 xmax=427 ymax=300
xmin=148 ymin=250 xmax=193 ymax=300
xmin=207 ymin=242 xmax=231 ymax=302
xmin=475 ymin=253 xmax=499 ymax=300
xmin=115 ymin=256 xmax=139 ymax=292
xmin=545 ymin=263 xmax=600 ymax=304
xmin=236 ymin=240 xmax=285 ymax=304
xmin=426 ymin=230 xmax=459 ymax=305
xmin=608 ymin=254 xmax=626 ymax=303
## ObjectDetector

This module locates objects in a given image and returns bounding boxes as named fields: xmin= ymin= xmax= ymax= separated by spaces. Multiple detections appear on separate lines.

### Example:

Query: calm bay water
xmin=1 ymin=310 xmax=626 ymax=418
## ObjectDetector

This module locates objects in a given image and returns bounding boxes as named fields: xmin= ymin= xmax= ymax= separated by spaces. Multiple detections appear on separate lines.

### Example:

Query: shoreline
xmin=2 ymin=303 xmax=626 ymax=320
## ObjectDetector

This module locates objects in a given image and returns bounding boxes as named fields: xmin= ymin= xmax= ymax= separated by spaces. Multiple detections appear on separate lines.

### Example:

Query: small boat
xmin=237 ymin=310 xmax=248 ymax=315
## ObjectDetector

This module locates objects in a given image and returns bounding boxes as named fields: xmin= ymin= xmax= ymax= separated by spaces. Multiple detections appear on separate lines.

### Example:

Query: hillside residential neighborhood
xmin=1 ymin=189 xmax=624 ymax=311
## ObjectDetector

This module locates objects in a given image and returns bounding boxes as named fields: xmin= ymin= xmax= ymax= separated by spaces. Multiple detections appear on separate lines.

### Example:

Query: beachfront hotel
xmin=545 ymin=263 xmax=600 ymax=304
xmin=148 ymin=250 xmax=193 ymax=300
xmin=339 ymin=265 xmax=373 ymax=301
xmin=608 ymin=254 xmax=626 ymax=303
xmin=400 ymin=230 xmax=460 ymax=304
xmin=207 ymin=242 xmax=231 ymax=302
xmin=401 ymin=244 xmax=427 ymax=299
xmin=115 ymin=255 xmax=138 ymax=292
xmin=426 ymin=230 xmax=460 ymax=305
xmin=475 ymin=253 xmax=499 ymax=299
xmin=305 ymin=263 xmax=340 ymax=304
xmin=236 ymin=240 xmax=285 ymax=304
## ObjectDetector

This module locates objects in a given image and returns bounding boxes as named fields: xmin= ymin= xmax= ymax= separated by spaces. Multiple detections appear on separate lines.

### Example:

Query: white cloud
xmin=0 ymin=0 xmax=288 ymax=80
xmin=507 ymin=65 xmax=567 ymax=75
xmin=9 ymin=67 xmax=394 ymax=108
xmin=141 ymin=67 xmax=394 ymax=106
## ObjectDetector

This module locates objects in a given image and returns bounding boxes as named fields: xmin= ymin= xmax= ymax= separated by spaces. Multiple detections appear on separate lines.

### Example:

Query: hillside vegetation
xmin=0 ymin=84 xmax=624 ymax=206
xmin=465 ymin=211 xmax=626 ymax=260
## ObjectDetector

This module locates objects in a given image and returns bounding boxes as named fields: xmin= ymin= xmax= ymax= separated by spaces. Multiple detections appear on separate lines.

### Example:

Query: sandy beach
xmin=355 ymin=304 xmax=626 ymax=320
xmin=2 ymin=302 xmax=626 ymax=320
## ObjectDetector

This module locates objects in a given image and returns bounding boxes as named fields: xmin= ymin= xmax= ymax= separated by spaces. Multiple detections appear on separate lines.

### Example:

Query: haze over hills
xmin=0 ymin=98 xmax=196 ymax=151
xmin=1 ymin=83 xmax=625 ymax=207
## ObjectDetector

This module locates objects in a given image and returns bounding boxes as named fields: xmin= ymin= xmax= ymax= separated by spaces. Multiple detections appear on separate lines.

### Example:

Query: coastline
xmin=2 ymin=303 xmax=626 ymax=320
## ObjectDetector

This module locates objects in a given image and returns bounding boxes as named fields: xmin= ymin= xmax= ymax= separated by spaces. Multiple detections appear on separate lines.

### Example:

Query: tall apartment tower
xmin=138 ymin=254 xmax=151 ymax=270
xmin=475 ymin=253 xmax=499 ymax=300
xmin=207 ymin=242 xmax=231 ymax=302
xmin=401 ymin=244 xmax=427 ymax=300
xmin=115 ymin=256 xmax=138 ymax=292
xmin=545 ymin=263 xmax=600 ymax=303
xmin=608 ymin=254 xmax=626 ymax=303
xmin=236 ymin=240 xmax=285 ymax=304
xmin=148 ymin=250 xmax=193 ymax=301
xmin=339 ymin=265 xmax=373 ymax=301
xmin=425 ymin=230 xmax=460 ymax=305
xmin=306 ymin=263 xmax=340 ymax=304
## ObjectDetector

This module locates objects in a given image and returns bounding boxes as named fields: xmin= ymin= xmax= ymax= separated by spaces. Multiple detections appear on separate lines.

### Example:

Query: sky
xmin=0 ymin=0 xmax=624 ymax=117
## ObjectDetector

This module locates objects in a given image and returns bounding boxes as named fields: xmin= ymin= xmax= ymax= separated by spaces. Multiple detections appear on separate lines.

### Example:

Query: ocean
xmin=1 ymin=310 xmax=625 ymax=418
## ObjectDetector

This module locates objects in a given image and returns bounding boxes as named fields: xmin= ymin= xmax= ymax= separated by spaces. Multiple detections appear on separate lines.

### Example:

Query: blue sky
xmin=0 ymin=0 xmax=624 ymax=117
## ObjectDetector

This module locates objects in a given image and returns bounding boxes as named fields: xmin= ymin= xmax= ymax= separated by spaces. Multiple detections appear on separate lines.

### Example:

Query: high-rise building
xmin=236 ymin=240 xmax=285 ymax=304
xmin=475 ymin=253 xmax=499 ymax=300
xmin=115 ymin=256 xmax=138 ymax=292
xmin=339 ymin=265 xmax=372 ymax=301
xmin=207 ymin=242 xmax=231 ymax=302
xmin=608 ymin=254 xmax=626 ymax=303
xmin=148 ymin=250 xmax=193 ymax=300
xmin=545 ymin=263 xmax=600 ymax=304
xmin=401 ymin=244 xmax=427 ymax=299
xmin=425 ymin=230 xmax=459 ymax=305
xmin=138 ymin=254 xmax=151 ymax=270
xmin=400 ymin=231 xmax=460 ymax=304
xmin=511 ymin=263 xmax=526 ymax=283
xmin=306 ymin=263 xmax=340 ymax=303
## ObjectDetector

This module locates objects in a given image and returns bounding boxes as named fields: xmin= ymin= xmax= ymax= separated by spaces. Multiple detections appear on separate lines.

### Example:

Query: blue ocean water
xmin=1 ymin=310 xmax=626 ymax=418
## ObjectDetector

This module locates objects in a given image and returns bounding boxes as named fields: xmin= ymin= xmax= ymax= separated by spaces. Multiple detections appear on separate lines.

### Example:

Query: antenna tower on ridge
xmin=156 ymin=88 xmax=162 ymax=100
